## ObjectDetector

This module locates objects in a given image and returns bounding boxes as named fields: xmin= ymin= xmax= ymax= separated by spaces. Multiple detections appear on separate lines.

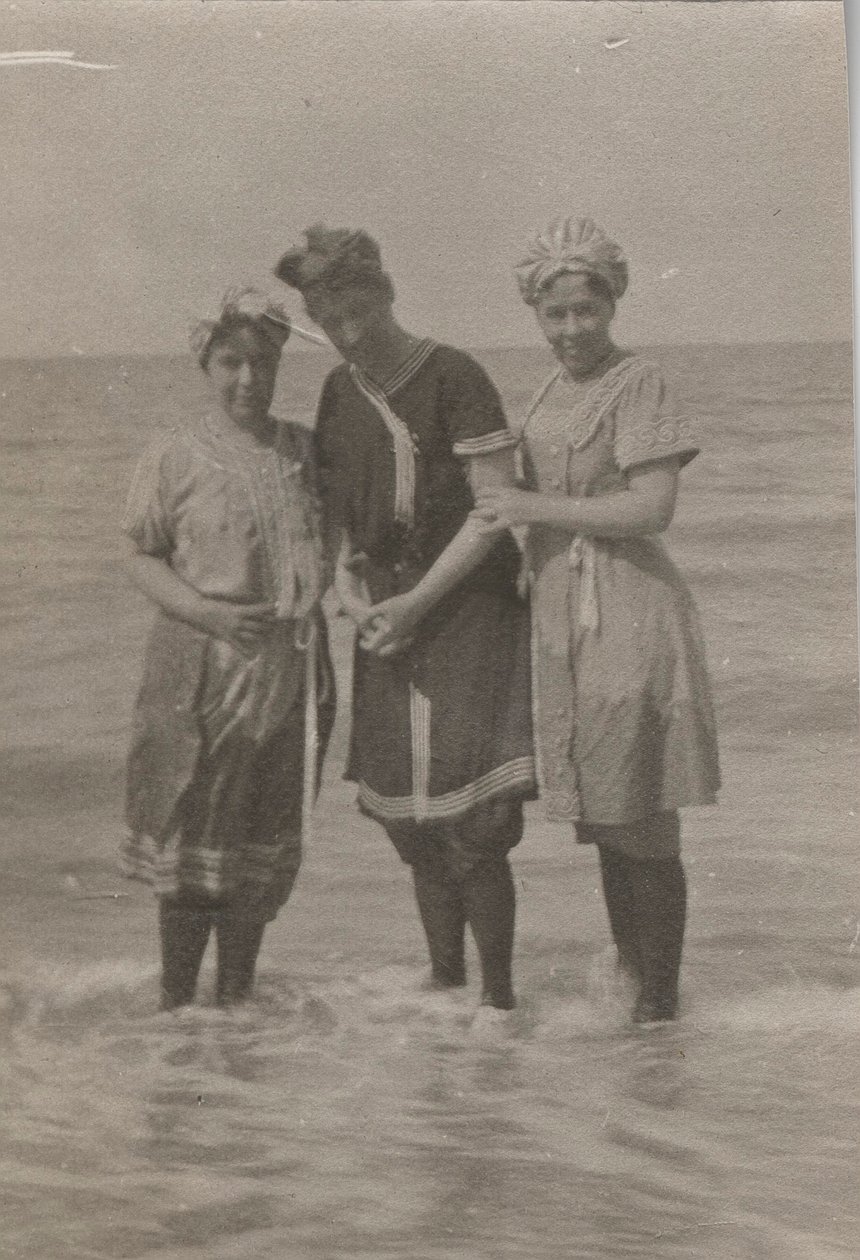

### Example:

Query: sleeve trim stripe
xmin=452 ymin=431 xmax=517 ymax=456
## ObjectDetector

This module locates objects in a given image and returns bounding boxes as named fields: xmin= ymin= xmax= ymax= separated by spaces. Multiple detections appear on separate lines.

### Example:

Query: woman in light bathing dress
xmin=476 ymin=219 xmax=720 ymax=1023
xmin=275 ymin=226 xmax=536 ymax=1019
xmin=121 ymin=288 xmax=334 ymax=1010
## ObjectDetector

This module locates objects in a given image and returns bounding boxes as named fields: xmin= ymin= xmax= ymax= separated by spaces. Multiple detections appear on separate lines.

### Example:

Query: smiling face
xmin=204 ymin=322 xmax=281 ymax=431
xmin=301 ymin=284 xmax=389 ymax=364
xmin=534 ymin=271 xmax=616 ymax=374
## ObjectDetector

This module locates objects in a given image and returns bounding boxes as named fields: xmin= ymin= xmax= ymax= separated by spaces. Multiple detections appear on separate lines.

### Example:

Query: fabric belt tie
xmin=568 ymin=536 xmax=599 ymax=632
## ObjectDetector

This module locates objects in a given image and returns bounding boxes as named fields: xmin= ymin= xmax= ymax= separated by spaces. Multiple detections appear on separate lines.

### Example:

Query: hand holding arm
xmin=473 ymin=457 xmax=681 ymax=539
xmin=126 ymin=542 xmax=275 ymax=656
xmin=361 ymin=447 xmax=517 ymax=656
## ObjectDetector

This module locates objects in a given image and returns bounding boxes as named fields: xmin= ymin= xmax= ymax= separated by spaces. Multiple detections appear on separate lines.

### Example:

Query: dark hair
xmin=275 ymin=223 xmax=395 ymax=303
xmin=536 ymin=268 xmax=616 ymax=310
xmin=200 ymin=313 xmax=282 ymax=372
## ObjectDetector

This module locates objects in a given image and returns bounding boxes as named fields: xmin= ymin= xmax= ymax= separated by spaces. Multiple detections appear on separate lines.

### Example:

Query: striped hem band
xmin=357 ymin=756 xmax=536 ymax=822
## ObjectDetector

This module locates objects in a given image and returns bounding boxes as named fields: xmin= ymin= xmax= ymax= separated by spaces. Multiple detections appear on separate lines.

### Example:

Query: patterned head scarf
xmin=274 ymin=224 xmax=395 ymax=302
xmin=514 ymin=217 xmax=628 ymax=307
xmin=189 ymin=286 xmax=293 ymax=366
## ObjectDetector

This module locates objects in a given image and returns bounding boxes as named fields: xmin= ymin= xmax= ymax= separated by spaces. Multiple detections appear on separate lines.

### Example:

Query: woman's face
xmin=534 ymin=272 xmax=615 ymax=372
xmin=302 ymin=286 xmax=385 ymax=363
xmin=205 ymin=325 xmax=281 ymax=430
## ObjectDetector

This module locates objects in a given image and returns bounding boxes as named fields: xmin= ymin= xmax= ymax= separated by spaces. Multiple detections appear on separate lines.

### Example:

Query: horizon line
xmin=0 ymin=336 xmax=852 ymax=363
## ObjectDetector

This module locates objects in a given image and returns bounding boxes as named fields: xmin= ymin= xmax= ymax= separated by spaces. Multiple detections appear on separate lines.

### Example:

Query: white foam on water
xmin=1 ymin=957 xmax=158 ymax=1034
xmin=684 ymin=983 xmax=860 ymax=1036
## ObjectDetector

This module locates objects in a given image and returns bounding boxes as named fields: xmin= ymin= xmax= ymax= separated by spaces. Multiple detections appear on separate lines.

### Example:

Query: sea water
xmin=0 ymin=342 xmax=857 ymax=1259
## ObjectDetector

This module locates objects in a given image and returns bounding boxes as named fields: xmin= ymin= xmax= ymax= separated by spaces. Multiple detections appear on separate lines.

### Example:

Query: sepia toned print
xmin=0 ymin=3 xmax=855 ymax=1258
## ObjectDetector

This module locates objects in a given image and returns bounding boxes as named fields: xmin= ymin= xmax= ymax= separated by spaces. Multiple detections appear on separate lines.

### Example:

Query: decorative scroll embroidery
xmin=614 ymin=415 xmax=696 ymax=470
xmin=568 ymin=356 xmax=646 ymax=452
xmin=350 ymin=366 xmax=418 ymax=528
xmin=519 ymin=356 xmax=653 ymax=456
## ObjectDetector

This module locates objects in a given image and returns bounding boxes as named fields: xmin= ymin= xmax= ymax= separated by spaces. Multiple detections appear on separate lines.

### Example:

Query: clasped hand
xmin=472 ymin=486 xmax=541 ymax=533
xmin=335 ymin=558 xmax=417 ymax=657
xmin=356 ymin=594 xmax=420 ymax=658
xmin=202 ymin=600 xmax=276 ymax=656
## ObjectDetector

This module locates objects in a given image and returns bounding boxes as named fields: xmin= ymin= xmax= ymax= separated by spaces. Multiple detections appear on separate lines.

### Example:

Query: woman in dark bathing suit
xmin=275 ymin=226 xmax=536 ymax=1021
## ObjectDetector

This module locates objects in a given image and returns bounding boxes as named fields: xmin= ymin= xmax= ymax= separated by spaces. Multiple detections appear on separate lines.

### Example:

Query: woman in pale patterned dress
xmin=476 ymin=218 xmax=720 ymax=1023
xmin=121 ymin=288 xmax=334 ymax=1010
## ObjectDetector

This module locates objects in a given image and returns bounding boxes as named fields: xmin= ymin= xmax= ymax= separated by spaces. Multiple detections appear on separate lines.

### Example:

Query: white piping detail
xmin=350 ymin=367 xmax=417 ymax=527
xmin=409 ymin=683 xmax=432 ymax=821
xmin=357 ymin=756 xmax=536 ymax=821
xmin=452 ymin=430 xmax=518 ymax=457
xmin=382 ymin=338 xmax=437 ymax=395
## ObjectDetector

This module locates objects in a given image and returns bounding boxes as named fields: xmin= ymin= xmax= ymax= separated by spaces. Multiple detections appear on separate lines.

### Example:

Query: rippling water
xmin=0 ymin=341 xmax=857 ymax=1259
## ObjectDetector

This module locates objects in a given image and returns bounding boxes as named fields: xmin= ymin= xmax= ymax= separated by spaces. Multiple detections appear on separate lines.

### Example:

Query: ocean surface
xmin=0 ymin=341 xmax=857 ymax=1260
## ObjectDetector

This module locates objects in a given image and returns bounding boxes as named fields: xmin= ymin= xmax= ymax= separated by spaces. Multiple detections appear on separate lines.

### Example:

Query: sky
xmin=0 ymin=0 xmax=851 ymax=356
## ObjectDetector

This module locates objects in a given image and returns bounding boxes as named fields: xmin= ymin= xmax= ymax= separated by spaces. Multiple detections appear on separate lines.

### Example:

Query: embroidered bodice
xmin=521 ymin=354 xmax=698 ymax=500
xmin=122 ymin=418 xmax=324 ymax=619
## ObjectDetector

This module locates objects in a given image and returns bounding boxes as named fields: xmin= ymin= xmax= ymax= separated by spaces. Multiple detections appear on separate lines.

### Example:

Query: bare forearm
xmin=128 ymin=552 xmax=214 ymax=632
xmin=127 ymin=547 xmax=276 ymax=653
xmin=409 ymin=447 xmax=516 ymax=617
xmin=530 ymin=488 xmax=674 ymax=537
xmin=362 ymin=448 xmax=517 ymax=653
xmin=407 ymin=518 xmax=496 ymax=619
xmin=475 ymin=459 xmax=680 ymax=541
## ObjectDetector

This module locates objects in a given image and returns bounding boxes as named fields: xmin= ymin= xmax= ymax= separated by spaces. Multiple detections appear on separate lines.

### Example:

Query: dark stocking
xmin=632 ymin=856 xmax=687 ymax=1023
xmin=412 ymin=850 xmax=467 ymax=988
xmin=215 ymin=908 xmax=267 ymax=1007
xmin=597 ymin=845 xmax=642 ymax=980
xmin=158 ymin=898 xmax=213 ymax=1010
xmin=461 ymin=857 xmax=516 ymax=1010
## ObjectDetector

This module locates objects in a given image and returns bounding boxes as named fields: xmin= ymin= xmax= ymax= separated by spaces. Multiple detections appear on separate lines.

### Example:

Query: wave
xmin=4 ymin=951 xmax=859 ymax=1051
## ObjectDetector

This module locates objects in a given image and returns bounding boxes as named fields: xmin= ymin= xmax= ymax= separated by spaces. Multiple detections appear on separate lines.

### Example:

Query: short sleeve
xmin=121 ymin=432 xmax=177 ymax=557
xmin=613 ymin=361 xmax=699 ymax=472
xmin=440 ymin=350 xmax=517 ymax=459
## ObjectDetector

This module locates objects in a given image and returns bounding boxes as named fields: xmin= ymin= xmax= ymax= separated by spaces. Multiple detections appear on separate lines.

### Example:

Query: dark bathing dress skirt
xmin=315 ymin=340 xmax=536 ymax=873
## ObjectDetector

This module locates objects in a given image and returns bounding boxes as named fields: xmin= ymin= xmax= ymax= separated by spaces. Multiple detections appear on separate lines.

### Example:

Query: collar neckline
xmin=353 ymin=337 xmax=437 ymax=397
xmin=561 ymin=345 xmax=625 ymax=385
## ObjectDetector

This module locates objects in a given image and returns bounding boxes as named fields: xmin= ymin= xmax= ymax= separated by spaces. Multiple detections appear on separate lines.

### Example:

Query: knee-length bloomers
xmin=520 ymin=354 xmax=720 ymax=831
xmin=120 ymin=418 xmax=335 ymax=919
xmin=315 ymin=340 xmax=536 ymax=861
